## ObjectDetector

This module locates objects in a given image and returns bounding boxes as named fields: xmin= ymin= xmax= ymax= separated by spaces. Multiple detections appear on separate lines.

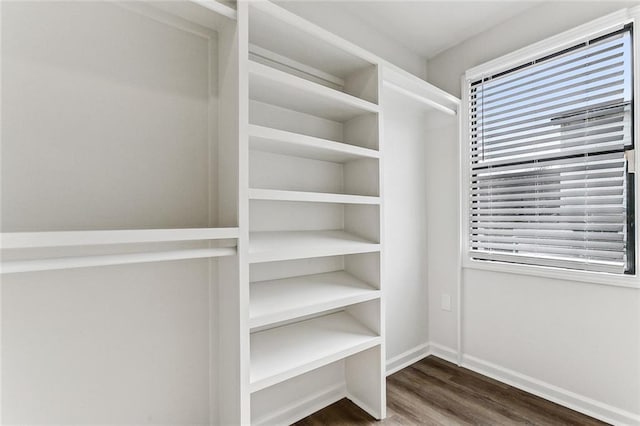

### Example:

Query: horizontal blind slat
xmin=470 ymin=251 xmax=624 ymax=274
xmin=471 ymin=104 xmax=628 ymax=139
xmin=471 ymin=228 xmax=625 ymax=241
xmin=472 ymin=188 xmax=623 ymax=201
xmin=476 ymin=74 xmax=625 ymax=118
xmin=470 ymin=242 xmax=624 ymax=260
xmin=471 ymin=235 xmax=625 ymax=250
xmin=479 ymin=58 xmax=625 ymax=108
xmin=470 ymin=214 xmax=624 ymax=222
xmin=473 ymin=36 xmax=625 ymax=96
xmin=471 ymin=99 xmax=628 ymax=135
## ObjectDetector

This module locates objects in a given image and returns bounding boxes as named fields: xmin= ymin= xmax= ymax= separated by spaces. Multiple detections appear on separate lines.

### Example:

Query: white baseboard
xmin=385 ymin=343 xmax=430 ymax=376
xmin=345 ymin=392 xmax=383 ymax=420
xmin=252 ymin=383 xmax=345 ymax=426
xmin=462 ymin=353 xmax=640 ymax=426
xmin=417 ymin=342 xmax=640 ymax=426
xmin=428 ymin=342 xmax=459 ymax=364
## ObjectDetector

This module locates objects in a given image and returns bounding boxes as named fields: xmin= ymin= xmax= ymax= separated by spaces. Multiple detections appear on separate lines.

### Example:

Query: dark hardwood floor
xmin=294 ymin=356 xmax=607 ymax=425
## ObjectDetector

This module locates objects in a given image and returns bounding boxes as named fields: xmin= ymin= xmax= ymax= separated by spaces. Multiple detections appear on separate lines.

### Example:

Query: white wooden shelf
xmin=250 ymin=271 xmax=380 ymax=329
xmin=248 ymin=230 xmax=380 ymax=263
xmin=249 ymin=2 xmax=375 ymax=83
xmin=249 ymin=124 xmax=379 ymax=163
xmin=249 ymin=61 xmax=379 ymax=122
xmin=1 ymin=227 xmax=239 ymax=249
xmin=249 ymin=188 xmax=379 ymax=205
xmin=1 ymin=247 xmax=236 ymax=274
xmin=250 ymin=311 xmax=380 ymax=392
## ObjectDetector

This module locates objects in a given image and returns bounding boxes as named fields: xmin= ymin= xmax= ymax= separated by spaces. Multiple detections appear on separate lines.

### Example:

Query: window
xmin=468 ymin=25 xmax=634 ymax=275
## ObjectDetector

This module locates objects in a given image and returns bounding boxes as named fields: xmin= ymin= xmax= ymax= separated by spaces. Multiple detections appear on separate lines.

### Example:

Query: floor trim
xmin=462 ymin=353 xmax=640 ymax=426
xmin=385 ymin=343 xmax=430 ymax=376
xmin=420 ymin=342 xmax=640 ymax=426
xmin=252 ymin=383 xmax=345 ymax=426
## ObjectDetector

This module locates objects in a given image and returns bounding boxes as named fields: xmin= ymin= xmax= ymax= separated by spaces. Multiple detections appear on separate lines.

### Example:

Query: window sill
xmin=462 ymin=257 xmax=640 ymax=289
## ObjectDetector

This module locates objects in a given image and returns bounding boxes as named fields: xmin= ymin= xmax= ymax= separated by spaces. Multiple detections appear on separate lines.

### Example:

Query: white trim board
xmin=252 ymin=383 xmax=346 ymax=426
xmin=462 ymin=354 xmax=640 ymax=426
xmin=385 ymin=343 xmax=430 ymax=376
xmin=386 ymin=343 xmax=640 ymax=426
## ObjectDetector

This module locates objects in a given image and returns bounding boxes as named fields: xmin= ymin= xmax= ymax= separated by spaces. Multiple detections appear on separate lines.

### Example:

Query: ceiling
xmin=310 ymin=1 xmax=540 ymax=59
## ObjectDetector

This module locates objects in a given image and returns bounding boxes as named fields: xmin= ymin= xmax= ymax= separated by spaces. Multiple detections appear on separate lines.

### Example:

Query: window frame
xmin=460 ymin=8 xmax=640 ymax=288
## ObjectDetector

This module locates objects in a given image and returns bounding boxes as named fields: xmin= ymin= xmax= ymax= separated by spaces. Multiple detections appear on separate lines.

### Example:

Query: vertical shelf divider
xmin=216 ymin=2 xmax=251 ymax=424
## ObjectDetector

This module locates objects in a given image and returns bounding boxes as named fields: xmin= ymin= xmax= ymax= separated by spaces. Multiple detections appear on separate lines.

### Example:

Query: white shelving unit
xmin=245 ymin=1 xmax=386 ymax=423
xmin=2 ymin=1 xmax=461 ymax=425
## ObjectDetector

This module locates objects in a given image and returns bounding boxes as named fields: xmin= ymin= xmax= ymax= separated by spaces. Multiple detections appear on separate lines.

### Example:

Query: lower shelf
xmin=250 ymin=271 xmax=380 ymax=329
xmin=250 ymin=311 xmax=380 ymax=393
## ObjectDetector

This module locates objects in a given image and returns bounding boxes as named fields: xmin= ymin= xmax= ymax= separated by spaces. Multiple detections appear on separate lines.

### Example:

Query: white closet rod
xmin=191 ymin=0 xmax=237 ymax=20
xmin=383 ymin=81 xmax=457 ymax=116
xmin=1 ymin=247 xmax=237 ymax=274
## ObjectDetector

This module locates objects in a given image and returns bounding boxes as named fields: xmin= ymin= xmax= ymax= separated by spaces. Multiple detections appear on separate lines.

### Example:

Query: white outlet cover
xmin=441 ymin=294 xmax=452 ymax=311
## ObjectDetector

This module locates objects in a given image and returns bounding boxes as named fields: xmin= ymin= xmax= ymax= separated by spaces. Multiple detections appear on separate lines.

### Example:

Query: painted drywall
xmin=382 ymin=90 xmax=430 ymax=362
xmin=426 ymin=1 xmax=640 ymax=420
xmin=275 ymin=1 xmax=427 ymax=79
xmin=424 ymin=115 xmax=459 ymax=351
xmin=1 ymin=2 xmax=214 ymax=423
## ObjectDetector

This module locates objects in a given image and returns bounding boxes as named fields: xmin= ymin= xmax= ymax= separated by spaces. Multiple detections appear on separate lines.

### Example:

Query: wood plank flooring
xmin=294 ymin=356 xmax=607 ymax=425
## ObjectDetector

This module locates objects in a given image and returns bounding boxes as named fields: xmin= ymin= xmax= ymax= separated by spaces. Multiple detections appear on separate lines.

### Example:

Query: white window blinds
xmin=469 ymin=26 xmax=634 ymax=274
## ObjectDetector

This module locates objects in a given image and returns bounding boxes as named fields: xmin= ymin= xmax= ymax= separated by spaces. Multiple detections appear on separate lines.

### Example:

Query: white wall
xmin=275 ymin=1 xmax=427 ymax=79
xmin=382 ymin=90 xmax=430 ymax=365
xmin=1 ymin=2 xmax=215 ymax=423
xmin=426 ymin=2 xmax=640 ymax=423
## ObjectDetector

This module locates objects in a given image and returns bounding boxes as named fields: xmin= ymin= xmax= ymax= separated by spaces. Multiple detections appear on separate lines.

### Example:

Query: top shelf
xmin=249 ymin=2 xmax=375 ymax=82
xmin=1 ymin=228 xmax=239 ymax=249
xmin=248 ymin=1 xmax=460 ymax=117
xmin=249 ymin=61 xmax=379 ymax=122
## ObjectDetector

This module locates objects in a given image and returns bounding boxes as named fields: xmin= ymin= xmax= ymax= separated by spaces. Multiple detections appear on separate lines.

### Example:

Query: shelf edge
xmin=249 ymin=188 xmax=380 ymax=205
xmin=1 ymin=227 xmax=239 ymax=249
xmin=1 ymin=247 xmax=237 ymax=274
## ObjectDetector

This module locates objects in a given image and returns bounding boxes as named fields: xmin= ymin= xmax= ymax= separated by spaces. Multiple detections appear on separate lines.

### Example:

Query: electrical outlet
xmin=441 ymin=294 xmax=452 ymax=311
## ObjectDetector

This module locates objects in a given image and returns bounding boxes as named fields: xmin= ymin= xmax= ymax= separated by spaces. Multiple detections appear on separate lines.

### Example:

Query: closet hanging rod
xmin=191 ymin=0 xmax=237 ymax=20
xmin=383 ymin=81 xmax=457 ymax=116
